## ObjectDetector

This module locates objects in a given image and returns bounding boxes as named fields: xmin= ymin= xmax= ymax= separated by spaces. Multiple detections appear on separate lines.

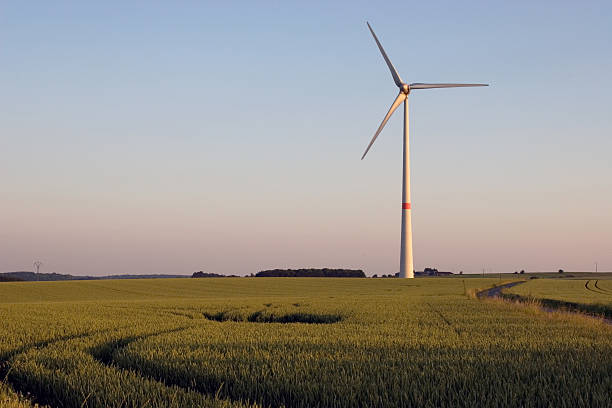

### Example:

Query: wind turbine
xmin=362 ymin=22 xmax=488 ymax=279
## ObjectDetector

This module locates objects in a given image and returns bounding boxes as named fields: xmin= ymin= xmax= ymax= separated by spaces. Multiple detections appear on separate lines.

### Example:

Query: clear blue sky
xmin=1 ymin=1 xmax=611 ymax=276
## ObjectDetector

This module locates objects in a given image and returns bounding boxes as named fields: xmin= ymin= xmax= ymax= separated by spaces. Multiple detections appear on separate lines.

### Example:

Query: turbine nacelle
xmin=400 ymin=83 xmax=410 ymax=94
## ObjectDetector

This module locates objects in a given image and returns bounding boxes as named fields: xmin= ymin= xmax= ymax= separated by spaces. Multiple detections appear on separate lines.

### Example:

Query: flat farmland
xmin=1 ymin=278 xmax=611 ymax=407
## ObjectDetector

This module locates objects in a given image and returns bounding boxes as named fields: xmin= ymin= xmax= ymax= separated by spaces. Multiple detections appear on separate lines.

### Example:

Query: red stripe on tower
xmin=402 ymin=203 xmax=411 ymax=209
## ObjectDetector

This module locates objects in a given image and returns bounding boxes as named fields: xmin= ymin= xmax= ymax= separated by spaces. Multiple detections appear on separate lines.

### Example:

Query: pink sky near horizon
xmin=2 ymin=164 xmax=610 ymax=276
xmin=1 ymin=2 xmax=611 ymax=276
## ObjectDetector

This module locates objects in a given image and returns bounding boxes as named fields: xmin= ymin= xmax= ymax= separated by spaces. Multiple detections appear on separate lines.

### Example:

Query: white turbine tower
xmin=362 ymin=22 xmax=488 ymax=279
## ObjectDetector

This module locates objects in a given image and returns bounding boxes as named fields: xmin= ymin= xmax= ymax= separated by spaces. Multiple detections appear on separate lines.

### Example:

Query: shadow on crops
xmin=202 ymin=310 xmax=342 ymax=324
xmin=102 ymin=340 xmax=612 ymax=408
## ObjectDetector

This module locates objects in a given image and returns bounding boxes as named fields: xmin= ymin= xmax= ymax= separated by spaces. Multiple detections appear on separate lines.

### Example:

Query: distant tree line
xmin=0 ymin=272 xmax=77 ymax=281
xmin=0 ymin=275 xmax=23 ymax=282
xmin=255 ymin=268 xmax=366 ymax=278
xmin=192 ymin=271 xmax=238 ymax=278
xmin=0 ymin=271 xmax=190 ymax=281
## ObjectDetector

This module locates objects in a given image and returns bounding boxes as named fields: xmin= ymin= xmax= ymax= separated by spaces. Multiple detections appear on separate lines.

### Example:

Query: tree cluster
xmin=255 ymin=268 xmax=366 ymax=278
xmin=191 ymin=271 xmax=238 ymax=278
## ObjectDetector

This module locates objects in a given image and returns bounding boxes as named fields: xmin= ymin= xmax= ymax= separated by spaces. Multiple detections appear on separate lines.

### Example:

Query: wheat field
xmin=1 ymin=277 xmax=611 ymax=407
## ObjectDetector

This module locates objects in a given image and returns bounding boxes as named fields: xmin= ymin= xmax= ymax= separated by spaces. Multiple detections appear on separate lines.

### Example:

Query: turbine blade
xmin=409 ymin=83 xmax=489 ymax=89
xmin=367 ymin=22 xmax=403 ymax=87
xmin=361 ymin=93 xmax=407 ymax=160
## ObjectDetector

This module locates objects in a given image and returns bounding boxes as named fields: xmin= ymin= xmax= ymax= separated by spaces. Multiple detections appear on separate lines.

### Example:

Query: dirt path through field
xmin=476 ymin=281 xmax=526 ymax=298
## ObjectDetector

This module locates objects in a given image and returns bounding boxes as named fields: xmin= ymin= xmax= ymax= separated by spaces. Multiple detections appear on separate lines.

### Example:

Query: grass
xmin=1 ymin=278 xmax=611 ymax=407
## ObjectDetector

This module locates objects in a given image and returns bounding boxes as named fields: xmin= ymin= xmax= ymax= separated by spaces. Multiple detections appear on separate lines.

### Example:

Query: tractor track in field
xmin=89 ymin=326 xmax=193 ymax=366
xmin=426 ymin=303 xmax=461 ymax=335
xmin=4 ymin=326 xmax=203 ymax=408
xmin=88 ymin=326 xmax=263 ymax=407
xmin=593 ymin=280 xmax=612 ymax=295
xmin=0 ymin=330 xmax=107 ymax=363
xmin=584 ymin=280 xmax=608 ymax=296
xmin=2 ymin=325 xmax=213 ymax=408
xmin=0 ymin=328 xmax=119 ymax=408
xmin=4 ymin=308 xmax=344 ymax=407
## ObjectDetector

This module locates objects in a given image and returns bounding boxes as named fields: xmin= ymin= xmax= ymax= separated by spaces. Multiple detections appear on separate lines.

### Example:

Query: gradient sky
xmin=1 ymin=1 xmax=611 ymax=276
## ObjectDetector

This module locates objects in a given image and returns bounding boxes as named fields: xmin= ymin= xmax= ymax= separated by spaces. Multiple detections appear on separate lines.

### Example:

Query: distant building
xmin=414 ymin=268 xmax=454 ymax=277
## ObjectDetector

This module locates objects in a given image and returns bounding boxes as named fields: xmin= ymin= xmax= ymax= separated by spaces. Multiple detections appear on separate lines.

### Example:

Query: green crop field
xmin=505 ymin=277 xmax=612 ymax=305
xmin=1 ymin=278 xmax=611 ymax=408
xmin=503 ymin=277 xmax=612 ymax=318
